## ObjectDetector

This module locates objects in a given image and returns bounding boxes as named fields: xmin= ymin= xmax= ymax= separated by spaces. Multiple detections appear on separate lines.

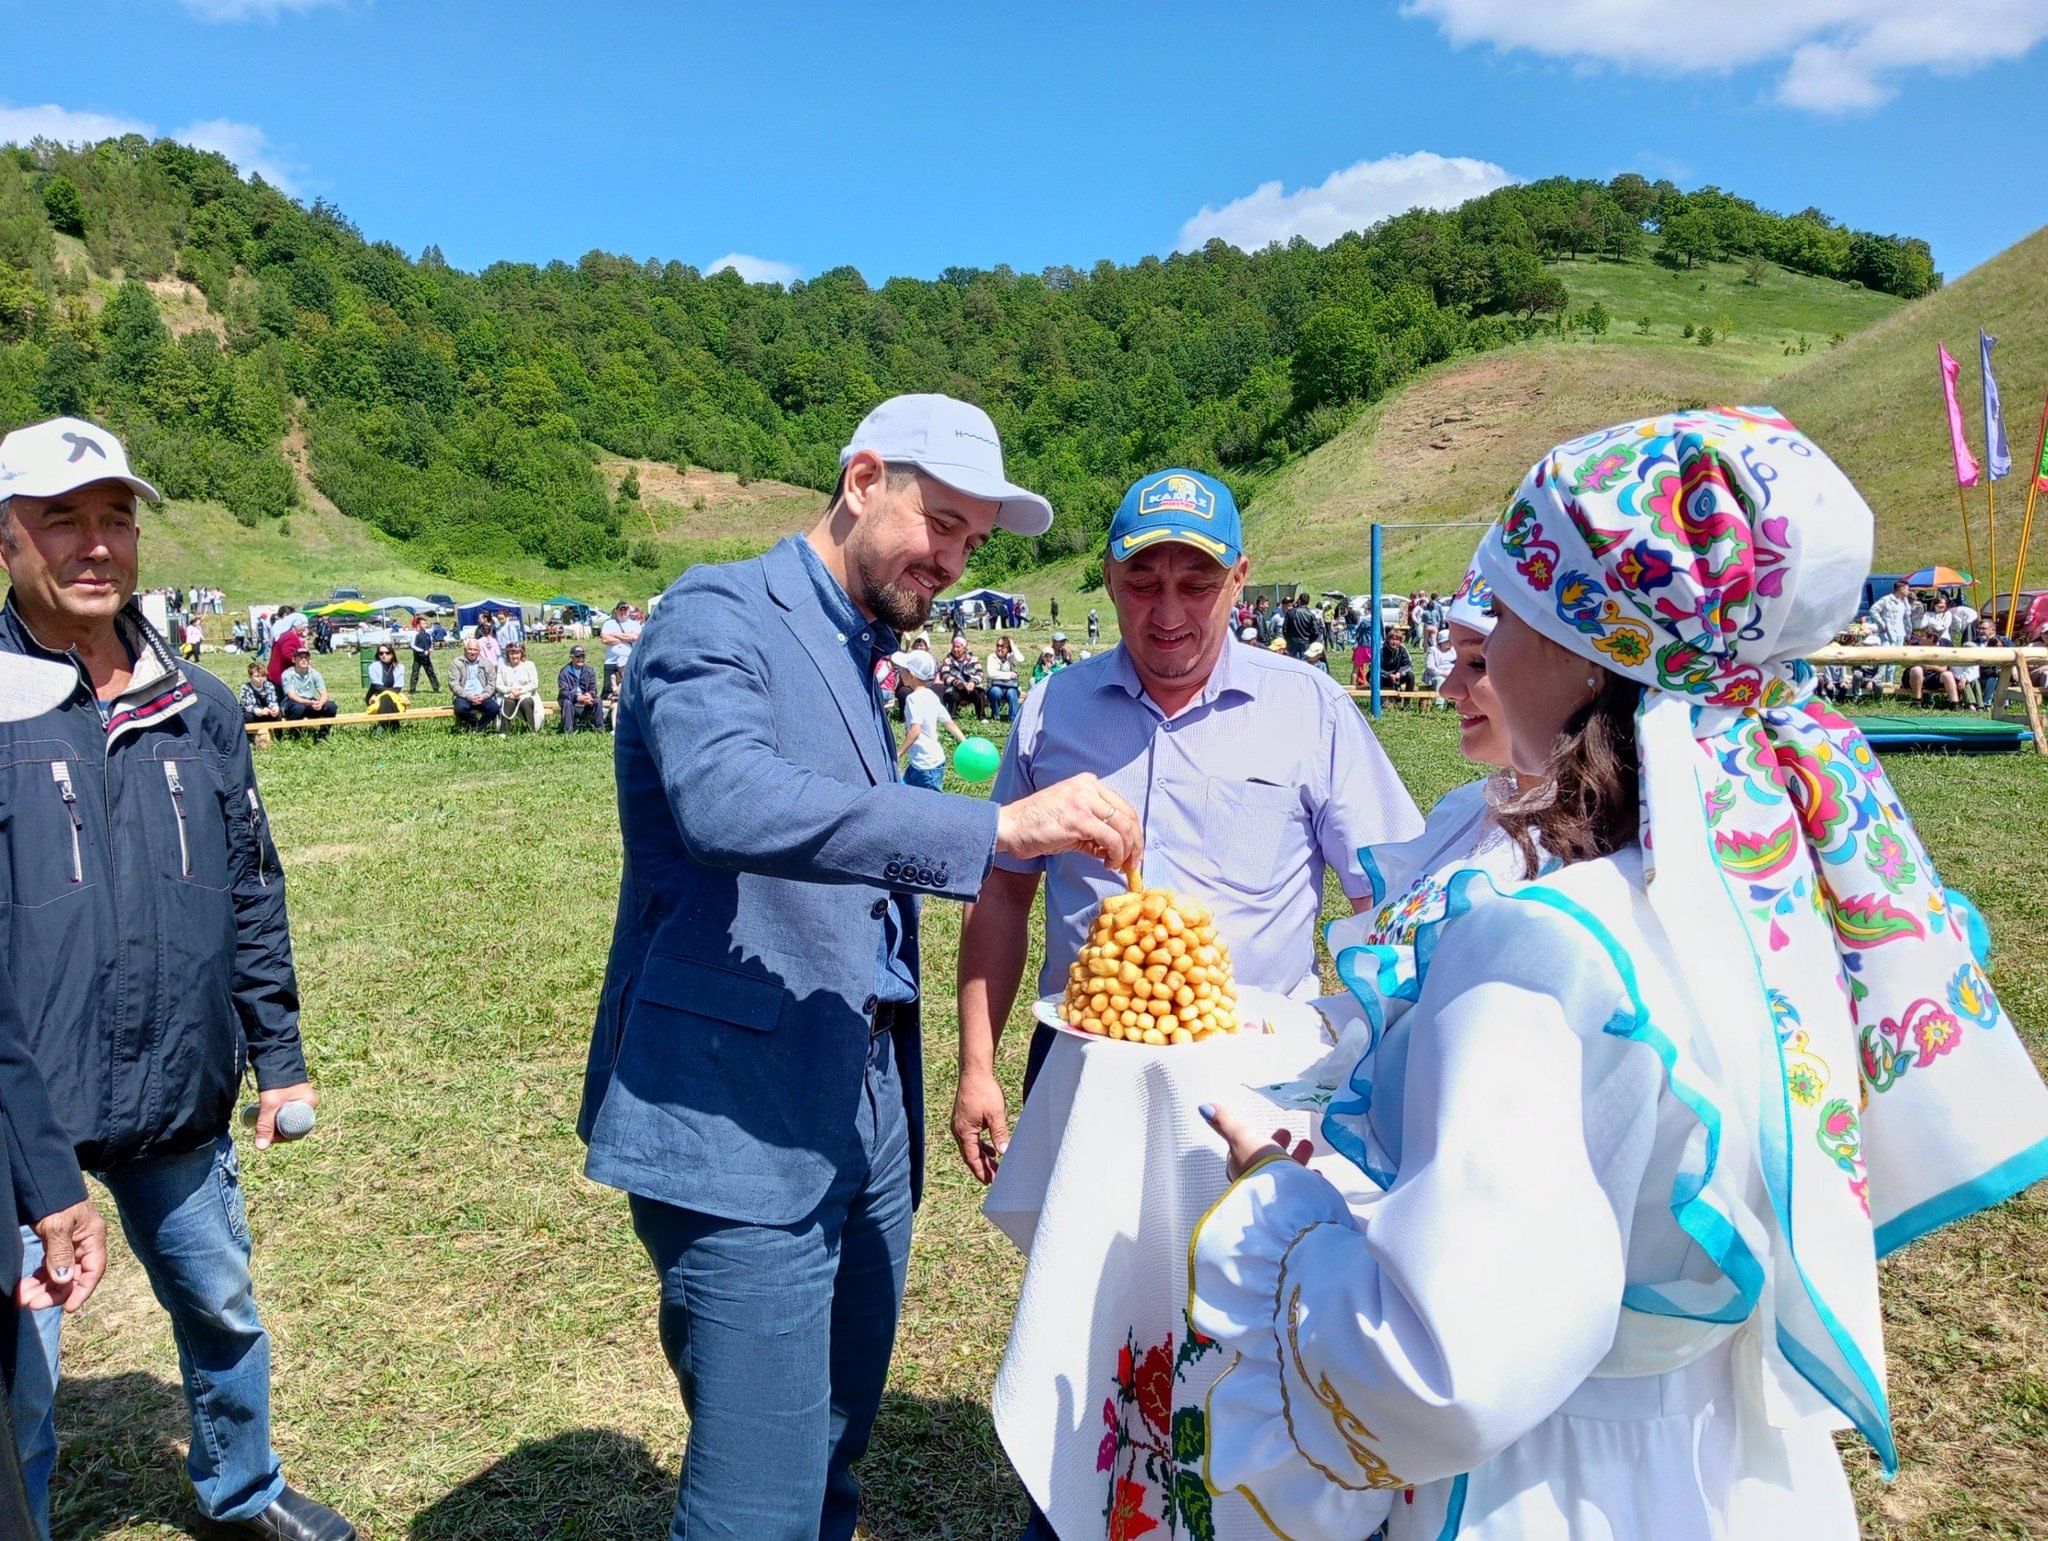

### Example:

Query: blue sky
xmin=4 ymin=0 xmax=2046 ymax=284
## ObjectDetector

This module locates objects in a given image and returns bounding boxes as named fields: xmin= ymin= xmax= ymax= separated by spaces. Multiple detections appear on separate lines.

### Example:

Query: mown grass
xmin=49 ymin=675 xmax=2047 ymax=1539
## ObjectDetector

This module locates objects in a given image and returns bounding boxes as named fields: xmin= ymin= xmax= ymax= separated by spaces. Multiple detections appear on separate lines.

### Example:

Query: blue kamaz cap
xmin=1107 ymin=469 xmax=1243 ymax=567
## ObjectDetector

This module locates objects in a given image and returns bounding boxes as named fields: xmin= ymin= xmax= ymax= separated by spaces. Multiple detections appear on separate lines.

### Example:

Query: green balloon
xmin=953 ymin=736 xmax=1001 ymax=783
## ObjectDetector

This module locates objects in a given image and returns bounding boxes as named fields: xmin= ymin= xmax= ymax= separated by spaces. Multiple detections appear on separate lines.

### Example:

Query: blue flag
xmin=1981 ymin=330 xmax=2012 ymax=481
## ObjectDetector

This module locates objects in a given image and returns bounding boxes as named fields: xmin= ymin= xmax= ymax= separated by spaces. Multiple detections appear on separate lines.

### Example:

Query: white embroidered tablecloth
xmin=983 ymin=989 xmax=1378 ymax=1541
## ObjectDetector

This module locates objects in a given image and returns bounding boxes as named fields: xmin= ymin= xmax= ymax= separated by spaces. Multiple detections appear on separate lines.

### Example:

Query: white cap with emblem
xmin=0 ymin=415 xmax=162 ymax=504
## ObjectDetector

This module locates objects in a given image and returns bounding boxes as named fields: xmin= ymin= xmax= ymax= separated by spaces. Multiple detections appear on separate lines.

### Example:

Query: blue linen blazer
xmin=579 ymin=537 xmax=1001 ymax=1225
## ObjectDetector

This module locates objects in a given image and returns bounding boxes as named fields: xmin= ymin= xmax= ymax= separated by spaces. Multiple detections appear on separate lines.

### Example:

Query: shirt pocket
xmin=0 ymin=740 xmax=96 ymax=910
xmin=1200 ymin=776 xmax=1310 ymax=897
xmin=149 ymin=746 xmax=233 ymax=892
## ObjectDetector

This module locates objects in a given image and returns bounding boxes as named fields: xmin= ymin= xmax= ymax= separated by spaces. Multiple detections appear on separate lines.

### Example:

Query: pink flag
xmin=1939 ymin=343 xmax=1981 ymax=488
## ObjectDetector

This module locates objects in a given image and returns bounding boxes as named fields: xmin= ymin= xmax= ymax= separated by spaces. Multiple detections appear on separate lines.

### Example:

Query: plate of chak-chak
xmin=1034 ymin=870 xmax=1245 ymax=1047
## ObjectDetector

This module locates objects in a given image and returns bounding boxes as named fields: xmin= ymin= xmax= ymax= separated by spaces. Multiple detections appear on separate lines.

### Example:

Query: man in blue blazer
xmin=581 ymin=394 xmax=1142 ymax=1540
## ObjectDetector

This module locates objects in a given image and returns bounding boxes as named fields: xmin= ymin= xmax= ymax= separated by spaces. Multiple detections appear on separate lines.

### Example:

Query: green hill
xmin=1773 ymin=224 xmax=2048 ymax=586
xmin=1239 ymin=245 xmax=1909 ymax=595
xmin=1 ymin=138 xmax=1938 ymax=605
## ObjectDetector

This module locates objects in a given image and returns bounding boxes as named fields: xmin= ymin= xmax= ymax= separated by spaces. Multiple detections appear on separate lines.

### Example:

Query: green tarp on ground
xmin=1849 ymin=715 xmax=2031 ymax=751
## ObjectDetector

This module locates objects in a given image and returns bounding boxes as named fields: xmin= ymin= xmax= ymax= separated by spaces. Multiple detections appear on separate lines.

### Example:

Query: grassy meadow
xmin=46 ymin=639 xmax=2048 ymax=1540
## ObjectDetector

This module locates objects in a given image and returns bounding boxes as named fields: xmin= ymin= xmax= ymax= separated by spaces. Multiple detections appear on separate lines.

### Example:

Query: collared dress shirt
xmin=994 ymin=640 xmax=1421 ymax=1000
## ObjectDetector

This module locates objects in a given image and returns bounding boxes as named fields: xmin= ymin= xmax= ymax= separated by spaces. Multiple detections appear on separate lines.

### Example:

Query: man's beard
xmin=851 ymin=546 xmax=934 ymax=633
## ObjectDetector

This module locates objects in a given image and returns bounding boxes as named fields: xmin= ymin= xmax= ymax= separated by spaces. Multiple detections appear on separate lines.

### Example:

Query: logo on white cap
xmin=0 ymin=416 xmax=162 ymax=504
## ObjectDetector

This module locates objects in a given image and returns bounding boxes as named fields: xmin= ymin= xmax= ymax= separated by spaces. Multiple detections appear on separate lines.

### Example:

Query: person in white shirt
xmin=985 ymin=633 xmax=1022 ymax=721
xmin=1870 ymin=578 xmax=1911 ymax=686
xmin=497 ymin=641 xmax=542 ymax=731
xmin=600 ymin=601 xmax=641 ymax=698
xmin=893 ymin=649 xmax=963 ymax=791
xmin=1421 ymin=634 xmax=1456 ymax=699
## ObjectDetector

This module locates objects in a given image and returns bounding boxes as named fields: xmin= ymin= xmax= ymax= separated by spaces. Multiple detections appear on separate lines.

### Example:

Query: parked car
xmin=331 ymin=586 xmax=364 ymax=600
xmin=425 ymin=593 xmax=457 ymax=611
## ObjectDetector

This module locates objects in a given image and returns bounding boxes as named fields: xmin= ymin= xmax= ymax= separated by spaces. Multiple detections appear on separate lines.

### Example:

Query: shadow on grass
xmin=860 ymin=1392 xmax=1028 ymax=1541
xmin=409 ymin=1428 xmax=674 ymax=1540
xmin=50 ymin=1371 xmax=197 ymax=1539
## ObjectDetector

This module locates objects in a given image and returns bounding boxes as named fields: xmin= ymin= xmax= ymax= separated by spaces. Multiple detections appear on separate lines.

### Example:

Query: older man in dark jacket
xmin=0 ymin=417 xmax=352 ymax=1541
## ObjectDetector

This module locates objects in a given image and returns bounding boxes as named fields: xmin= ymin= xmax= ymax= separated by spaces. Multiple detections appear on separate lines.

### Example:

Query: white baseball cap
xmin=890 ymin=648 xmax=937 ymax=681
xmin=840 ymin=394 xmax=1052 ymax=537
xmin=0 ymin=416 xmax=161 ymax=503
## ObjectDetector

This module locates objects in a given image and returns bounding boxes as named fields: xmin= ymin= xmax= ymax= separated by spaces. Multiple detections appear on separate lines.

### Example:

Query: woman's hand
xmin=1198 ymin=1104 xmax=1312 ymax=1180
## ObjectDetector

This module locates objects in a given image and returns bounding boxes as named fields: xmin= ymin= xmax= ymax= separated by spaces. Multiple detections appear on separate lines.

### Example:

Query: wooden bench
xmin=247 ymin=702 xmax=555 ymax=743
xmin=1344 ymin=688 xmax=1441 ymax=711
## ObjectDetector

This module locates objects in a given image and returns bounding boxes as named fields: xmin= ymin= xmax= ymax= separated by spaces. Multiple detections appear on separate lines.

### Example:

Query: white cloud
xmin=175 ymin=117 xmax=302 ymax=192
xmin=706 ymin=252 xmax=802 ymax=286
xmin=175 ymin=0 xmax=346 ymax=21
xmin=1176 ymin=151 xmax=1516 ymax=252
xmin=1403 ymin=0 xmax=2048 ymax=113
xmin=0 ymin=101 xmax=302 ymax=194
xmin=0 ymin=103 xmax=152 ymax=146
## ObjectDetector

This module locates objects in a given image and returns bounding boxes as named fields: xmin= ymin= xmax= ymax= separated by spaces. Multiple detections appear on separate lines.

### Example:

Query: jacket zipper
xmin=163 ymin=761 xmax=191 ymax=876
xmin=51 ymin=762 xmax=83 ymax=883
xmin=246 ymin=788 xmax=270 ymax=887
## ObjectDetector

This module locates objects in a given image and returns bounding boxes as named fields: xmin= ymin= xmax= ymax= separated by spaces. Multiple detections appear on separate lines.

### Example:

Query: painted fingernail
xmin=1197 ymin=1103 xmax=1216 ymax=1121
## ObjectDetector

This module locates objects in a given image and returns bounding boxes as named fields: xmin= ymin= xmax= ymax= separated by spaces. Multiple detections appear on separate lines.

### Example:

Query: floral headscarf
xmin=1443 ymin=565 xmax=1497 ymax=636
xmin=1474 ymin=406 xmax=2048 ymax=1470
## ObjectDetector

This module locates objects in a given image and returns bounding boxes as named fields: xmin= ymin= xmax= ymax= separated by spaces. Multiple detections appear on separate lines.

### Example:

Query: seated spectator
xmin=985 ymin=635 xmax=1022 ymax=721
xmin=1956 ymin=618 xmax=1999 ymax=708
xmin=1905 ymin=623 xmax=1960 ymax=706
xmin=364 ymin=642 xmax=410 ymax=732
xmin=1379 ymin=627 xmax=1416 ymax=693
xmin=1048 ymin=631 xmax=1077 ymax=668
xmin=498 ymin=641 xmax=542 ymax=732
xmin=280 ymin=648 xmax=339 ymax=739
xmin=559 ymin=644 xmax=605 ymax=732
xmin=238 ymin=661 xmax=281 ymax=725
xmin=449 ymin=639 xmax=501 ymax=731
xmin=601 ymin=661 xmax=624 ymax=732
xmin=1030 ymin=645 xmax=1058 ymax=684
xmin=938 ymin=634 xmax=990 ymax=720
xmin=1422 ymin=634 xmax=1456 ymax=702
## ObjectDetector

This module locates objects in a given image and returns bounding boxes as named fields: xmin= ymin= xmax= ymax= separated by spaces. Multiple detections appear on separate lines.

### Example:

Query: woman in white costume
xmin=1190 ymin=408 xmax=2048 ymax=1539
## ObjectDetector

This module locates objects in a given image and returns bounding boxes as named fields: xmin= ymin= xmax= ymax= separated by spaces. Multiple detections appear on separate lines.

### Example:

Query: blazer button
xmin=870 ymin=898 xmax=888 ymax=918
xmin=862 ymin=994 xmax=879 ymax=1015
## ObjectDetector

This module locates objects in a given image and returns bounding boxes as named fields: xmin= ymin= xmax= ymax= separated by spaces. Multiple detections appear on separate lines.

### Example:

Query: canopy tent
xmin=371 ymin=596 xmax=435 ymax=613
xmin=457 ymin=597 xmax=529 ymax=627
xmin=541 ymin=594 xmax=597 ymax=618
xmin=307 ymin=599 xmax=375 ymax=618
xmin=952 ymin=587 xmax=1022 ymax=605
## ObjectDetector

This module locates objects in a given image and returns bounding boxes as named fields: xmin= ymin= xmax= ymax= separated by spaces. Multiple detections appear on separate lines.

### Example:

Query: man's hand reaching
xmin=994 ymin=774 xmax=1142 ymax=876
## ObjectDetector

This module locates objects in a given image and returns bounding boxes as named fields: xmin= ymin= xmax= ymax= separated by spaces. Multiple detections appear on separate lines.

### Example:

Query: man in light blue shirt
xmin=952 ymin=468 xmax=1421 ymax=1184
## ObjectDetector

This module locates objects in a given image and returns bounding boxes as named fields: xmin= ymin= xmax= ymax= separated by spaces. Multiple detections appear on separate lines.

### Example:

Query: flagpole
xmin=1958 ymin=483 xmax=1980 ymax=607
xmin=2007 ymin=384 xmax=2048 ymax=639
xmin=1986 ymin=476 xmax=2000 ymax=621
xmin=1940 ymin=344 xmax=1982 ymax=605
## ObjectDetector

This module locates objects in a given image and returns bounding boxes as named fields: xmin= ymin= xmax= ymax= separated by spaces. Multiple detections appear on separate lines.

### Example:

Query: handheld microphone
xmin=240 ymin=1100 xmax=317 ymax=1140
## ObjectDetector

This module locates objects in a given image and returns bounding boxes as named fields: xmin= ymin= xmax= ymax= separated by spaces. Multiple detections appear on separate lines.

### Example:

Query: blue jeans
xmin=903 ymin=761 xmax=945 ymax=791
xmin=629 ymin=1028 xmax=915 ymax=1540
xmin=13 ymin=1135 xmax=283 ymax=1534
xmin=987 ymin=681 xmax=1020 ymax=721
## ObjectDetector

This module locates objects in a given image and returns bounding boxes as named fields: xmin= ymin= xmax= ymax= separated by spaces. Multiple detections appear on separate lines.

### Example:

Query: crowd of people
xmin=2 ymin=398 xmax=2044 ymax=1541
